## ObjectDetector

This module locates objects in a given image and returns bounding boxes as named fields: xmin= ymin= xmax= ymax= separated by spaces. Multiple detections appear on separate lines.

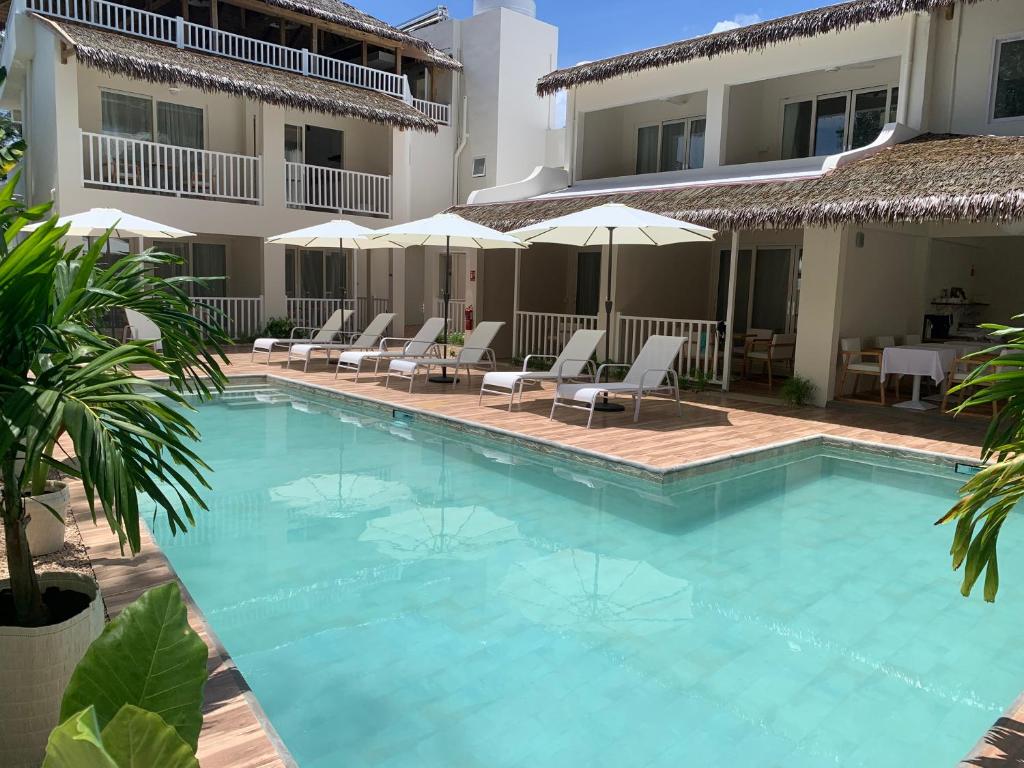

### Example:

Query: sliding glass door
xmin=718 ymin=246 xmax=801 ymax=334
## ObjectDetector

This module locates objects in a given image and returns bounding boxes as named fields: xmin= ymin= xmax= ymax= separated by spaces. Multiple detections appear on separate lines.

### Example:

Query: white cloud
xmin=710 ymin=13 xmax=763 ymax=33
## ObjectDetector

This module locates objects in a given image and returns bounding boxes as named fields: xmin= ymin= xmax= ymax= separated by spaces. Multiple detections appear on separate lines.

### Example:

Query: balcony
xmin=285 ymin=162 xmax=391 ymax=217
xmin=82 ymin=131 xmax=261 ymax=204
xmin=27 ymin=0 xmax=450 ymax=124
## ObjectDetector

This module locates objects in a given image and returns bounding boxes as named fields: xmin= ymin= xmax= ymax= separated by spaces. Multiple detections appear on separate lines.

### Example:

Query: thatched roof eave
xmin=449 ymin=135 xmax=1024 ymax=231
xmin=40 ymin=16 xmax=438 ymax=132
xmin=538 ymin=0 xmax=987 ymax=95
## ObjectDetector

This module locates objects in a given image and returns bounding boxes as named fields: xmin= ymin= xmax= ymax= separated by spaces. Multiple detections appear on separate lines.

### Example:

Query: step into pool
xmin=148 ymin=390 xmax=1020 ymax=767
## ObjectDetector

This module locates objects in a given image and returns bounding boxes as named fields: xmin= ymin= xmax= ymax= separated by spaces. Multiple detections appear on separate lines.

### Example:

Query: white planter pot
xmin=25 ymin=482 xmax=70 ymax=557
xmin=0 ymin=572 xmax=103 ymax=767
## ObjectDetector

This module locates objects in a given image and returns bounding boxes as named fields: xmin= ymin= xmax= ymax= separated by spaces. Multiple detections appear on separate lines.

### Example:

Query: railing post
xmin=175 ymin=16 xmax=184 ymax=48
xmin=301 ymin=48 xmax=310 ymax=76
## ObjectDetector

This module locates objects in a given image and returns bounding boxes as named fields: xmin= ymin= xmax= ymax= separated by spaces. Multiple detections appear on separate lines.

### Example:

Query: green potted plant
xmin=0 ymin=179 xmax=227 ymax=765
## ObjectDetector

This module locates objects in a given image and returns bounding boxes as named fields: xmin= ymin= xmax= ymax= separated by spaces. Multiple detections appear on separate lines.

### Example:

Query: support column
xmin=512 ymin=249 xmax=521 ymax=358
xmin=259 ymin=105 xmax=287 ymax=319
xmin=262 ymin=244 xmax=287 ymax=319
xmin=721 ymin=231 xmax=740 ymax=391
xmin=794 ymin=226 xmax=849 ymax=406
xmin=390 ymin=128 xmax=413 ymax=333
xmin=702 ymin=83 xmax=730 ymax=169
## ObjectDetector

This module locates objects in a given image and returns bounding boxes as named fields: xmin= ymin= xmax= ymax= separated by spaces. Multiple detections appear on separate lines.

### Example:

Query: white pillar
xmin=721 ymin=231 xmax=740 ymax=391
xmin=391 ymin=248 xmax=406 ymax=334
xmin=794 ymin=226 xmax=849 ymax=406
xmin=262 ymin=243 xmax=287 ymax=318
xmin=259 ymin=106 xmax=287 ymax=318
xmin=703 ymin=83 xmax=730 ymax=169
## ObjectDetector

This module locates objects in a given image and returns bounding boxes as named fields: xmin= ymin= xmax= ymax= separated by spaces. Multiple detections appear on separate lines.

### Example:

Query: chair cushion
xmin=557 ymin=382 xmax=637 ymax=405
xmin=482 ymin=371 xmax=557 ymax=390
xmin=252 ymin=337 xmax=278 ymax=351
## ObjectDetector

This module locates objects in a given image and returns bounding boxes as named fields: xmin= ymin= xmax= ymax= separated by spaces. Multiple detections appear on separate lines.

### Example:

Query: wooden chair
xmin=744 ymin=332 xmax=796 ymax=390
xmin=838 ymin=337 xmax=885 ymax=404
xmin=941 ymin=354 xmax=999 ymax=416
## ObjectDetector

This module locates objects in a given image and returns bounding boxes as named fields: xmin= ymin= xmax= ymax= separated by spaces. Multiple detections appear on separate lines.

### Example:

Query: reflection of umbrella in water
xmin=360 ymin=505 xmax=520 ymax=561
xmin=500 ymin=549 xmax=692 ymax=637
xmin=270 ymin=473 xmax=412 ymax=517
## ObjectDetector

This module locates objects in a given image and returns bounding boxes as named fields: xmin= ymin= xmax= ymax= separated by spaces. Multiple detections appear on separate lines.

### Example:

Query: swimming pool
xmin=149 ymin=386 xmax=1020 ymax=767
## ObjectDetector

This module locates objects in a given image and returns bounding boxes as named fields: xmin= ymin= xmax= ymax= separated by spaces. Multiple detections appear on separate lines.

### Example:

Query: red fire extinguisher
xmin=464 ymin=305 xmax=474 ymax=331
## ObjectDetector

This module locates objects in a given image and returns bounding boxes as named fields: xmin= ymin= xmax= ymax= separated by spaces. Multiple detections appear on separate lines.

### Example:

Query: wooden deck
xmin=189 ymin=351 xmax=987 ymax=469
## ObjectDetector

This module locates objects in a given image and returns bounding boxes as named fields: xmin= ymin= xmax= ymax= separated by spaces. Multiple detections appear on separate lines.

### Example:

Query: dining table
xmin=880 ymin=344 xmax=959 ymax=411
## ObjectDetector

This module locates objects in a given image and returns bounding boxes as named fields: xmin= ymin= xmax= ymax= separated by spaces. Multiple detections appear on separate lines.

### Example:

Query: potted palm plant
xmin=0 ymin=177 xmax=228 ymax=765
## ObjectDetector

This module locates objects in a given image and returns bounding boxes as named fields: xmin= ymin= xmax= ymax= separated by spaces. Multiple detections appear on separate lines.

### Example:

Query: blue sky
xmin=356 ymin=1 xmax=811 ymax=68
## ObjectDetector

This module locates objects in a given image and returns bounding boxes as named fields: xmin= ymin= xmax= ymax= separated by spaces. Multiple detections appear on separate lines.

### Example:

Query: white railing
xmin=27 ymin=0 xmax=447 ymax=118
xmin=413 ymin=99 xmax=450 ymax=125
xmin=436 ymin=298 xmax=467 ymax=333
xmin=285 ymin=162 xmax=391 ymax=217
xmin=514 ymin=310 xmax=599 ymax=358
xmin=285 ymin=298 xmax=351 ymax=331
xmin=193 ymin=296 xmax=264 ymax=339
xmin=355 ymin=297 xmax=392 ymax=328
xmin=617 ymin=315 xmax=723 ymax=383
xmin=82 ymin=131 xmax=261 ymax=203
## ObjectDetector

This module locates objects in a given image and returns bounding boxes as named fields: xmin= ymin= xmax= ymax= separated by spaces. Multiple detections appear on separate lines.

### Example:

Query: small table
xmin=881 ymin=345 xmax=958 ymax=411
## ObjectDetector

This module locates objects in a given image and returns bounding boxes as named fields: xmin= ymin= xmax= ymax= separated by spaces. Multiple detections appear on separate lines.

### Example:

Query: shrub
xmin=262 ymin=316 xmax=296 ymax=338
xmin=779 ymin=375 xmax=816 ymax=406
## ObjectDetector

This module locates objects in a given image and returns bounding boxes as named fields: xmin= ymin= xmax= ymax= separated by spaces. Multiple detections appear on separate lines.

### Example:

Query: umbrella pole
xmin=429 ymin=235 xmax=457 ymax=384
xmin=594 ymin=226 xmax=624 ymax=412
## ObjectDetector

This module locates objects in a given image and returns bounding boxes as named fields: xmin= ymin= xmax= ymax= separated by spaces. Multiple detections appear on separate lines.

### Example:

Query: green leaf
xmin=42 ymin=707 xmax=118 ymax=768
xmin=101 ymin=705 xmax=200 ymax=768
xmin=59 ymin=583 xmax=208 ymax=751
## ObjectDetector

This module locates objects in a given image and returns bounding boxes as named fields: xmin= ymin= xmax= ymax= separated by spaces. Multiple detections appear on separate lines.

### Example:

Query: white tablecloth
xmin=881 ymin=345 xmax=958 ymax=383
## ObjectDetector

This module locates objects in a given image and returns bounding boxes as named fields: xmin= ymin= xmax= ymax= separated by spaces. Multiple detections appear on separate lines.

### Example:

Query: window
xmin=286 ymin=248 xmax=349 ymax=300
xmin=781 ymin=86 xmax=898 ymax=159
xmin=191 ymin=244 xmax=227 ymax=298
xmin=472 ymin=157 xmax=487 ymax=177
xmin=575 ymin=252 xmax=601 ymax=316
xmin=156 ymin=102 xmax=204 ymax=149
xmin=636 ymin=116 xmax=706 ymax=174
xmin=101 ymin=92 xmax=153 ymax=140
xmin=994 ymin=37 xmax=1024 ymax=119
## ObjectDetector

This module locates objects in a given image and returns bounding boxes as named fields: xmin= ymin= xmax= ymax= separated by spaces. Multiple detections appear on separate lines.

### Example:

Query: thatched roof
xmin=260 ymin=0 xmax=462 ymax=70
xmin=450 ymin=135 xmax=1024 ymax=230
xmin=537 ymin=0 xmax=986 ymax=95
xmin=40 ymin=16 xmax=438 ymax=131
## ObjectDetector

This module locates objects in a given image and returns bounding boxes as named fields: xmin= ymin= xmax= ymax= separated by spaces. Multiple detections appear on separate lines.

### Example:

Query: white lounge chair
xmin=550 ymin=334 xmax=686 ymax=429
xmin=123 ymin=308 xmax=163 ymax=352
xmin=478 ymin=328 xmax=605 ymax=410
xmin=335 ymin=317 xmax=446 ymax=381
xmin=386 ymin=321 xmax=504 ymax=392
xmin=288 ymin=312 xmax=396 ymax=372
xmin=250 ymin=308 xmax=353 ymax=363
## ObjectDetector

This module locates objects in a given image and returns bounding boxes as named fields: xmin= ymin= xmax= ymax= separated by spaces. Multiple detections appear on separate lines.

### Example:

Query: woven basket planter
xmin=0 ymin=572 xmax=104 ymax=767
xmin=24 ymin=482 xmax=70 ymax=557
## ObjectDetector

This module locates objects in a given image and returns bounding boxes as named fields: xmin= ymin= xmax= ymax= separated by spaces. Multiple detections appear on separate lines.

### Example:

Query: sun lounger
xmin=550 ymin=334 xmax=686 ymax=428
xmin=287 ymin=312 xmax=396 ymax=372
xmin=335 ymin=317 xmax=446 ymax=380
xmin=123 ymin=308 xmax=163 ymax=352
xmin=478 ymin=328 xmax=605 ymax=410
xmin=250 ymin=308 xmax=353 ymax=363
xmin=386 ymin=321 xmax=504 ymax=392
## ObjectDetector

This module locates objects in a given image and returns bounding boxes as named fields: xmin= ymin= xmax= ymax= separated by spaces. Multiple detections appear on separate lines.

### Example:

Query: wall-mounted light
xmin=169 ymin=86 xmax=181 ymax=94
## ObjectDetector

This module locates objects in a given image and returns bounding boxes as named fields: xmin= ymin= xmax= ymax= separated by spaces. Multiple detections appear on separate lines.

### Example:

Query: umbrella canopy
xmin=500 ymin=548 xmax=693 ymax=637
xmin=359 ymin=504 xmax=521 ymax=562
xmin=270 ymin=473 xmax=413 ymax=518
xmin=364 ymin=212 xmax=526 ymax=250
xmin=22 ymin=208 xmax=194 ymax=239
xmin=509 ymin=202 xmax=716 ymax=246
xmin=265 ymin=219 xmax=399 ymax=250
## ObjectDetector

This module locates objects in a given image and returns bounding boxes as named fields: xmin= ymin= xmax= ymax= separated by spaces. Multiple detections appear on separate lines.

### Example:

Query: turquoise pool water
xmin=149 ymin=390 xmax=1022 ymax=768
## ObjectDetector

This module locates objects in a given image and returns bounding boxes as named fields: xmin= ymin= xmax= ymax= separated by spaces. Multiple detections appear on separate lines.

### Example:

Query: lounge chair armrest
xmin=595 ymin=362 xmax=631 ymax=383
xmin=379 ymin=336 xmax=414 ymax=350
xmin=522 ymin=354 xmax=557 ymax=372
xmin=639 ymin=367 xmax=677 ymax=389
xmin=555 ymin=358 xmax=596 ymax=383
xmin=290 ymin=325 xmax=320 ymax=339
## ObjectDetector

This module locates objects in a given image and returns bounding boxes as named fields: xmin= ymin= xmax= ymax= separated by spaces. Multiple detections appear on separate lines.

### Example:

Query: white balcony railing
xmin=413 ymin=99 xmax=451 ymax=126
xmin=617 ymin=314 xmax=723 ymax=383
xmin=192 ymin=296 xmax=264 ymax=339
xmin=82 ymin=131 xmax=261 ymax=203
xmin=286 ymin=298 xmax=351 ymax=331
xmin=513 ymin=310 xmax=599 ymax=358
xmin=436 ymin=298 xmax=467 ymax=333
xmin=285 ymin=162 xmax=391 ymax=217
xmin=27 ymin=0 xmax=449 ymax=121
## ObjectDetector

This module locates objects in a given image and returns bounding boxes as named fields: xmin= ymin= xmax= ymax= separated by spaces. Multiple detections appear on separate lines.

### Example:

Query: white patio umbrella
xmin=363 ymin=213 xmax=526 ymax=382
xmin=22 ymin=207 xmax=194 ymax=239
xmin=509 ymin=202 xmax=716 ymax=366
xmin=270 ymin=473 xmax=413 ymax=518
xmin=265 ymin=219 xmax=400 ymax=250
xmin=359 ymin=504 xmax=521 ymax=562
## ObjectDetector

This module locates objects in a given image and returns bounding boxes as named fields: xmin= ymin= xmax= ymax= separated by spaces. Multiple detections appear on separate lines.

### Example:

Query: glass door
xmin=813 ymin=93 xmax=849 ymax=156
xmin=575 ymin=251 xmax=602 ymax=316
xmin=750 ymin=248 xmax=792 ymax=332
xmin=717 ymin=249 xmax=753 ymax=333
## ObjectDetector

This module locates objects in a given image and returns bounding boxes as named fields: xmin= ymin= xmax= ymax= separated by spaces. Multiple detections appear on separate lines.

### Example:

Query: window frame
xmin=471 ymin=156 xmax=487 ymax=178
xmin=633 ymin=114 xmax=707 ymax=175
xmin=990 ymin=32 xmax=1024 ymax=123
xmin=780 ymin=85 xmax=898 ymax=159
xmin=285 ymin=246 xmax=350 ymax=300
xmin=99 ymin=88 xmax=207 ymax=148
